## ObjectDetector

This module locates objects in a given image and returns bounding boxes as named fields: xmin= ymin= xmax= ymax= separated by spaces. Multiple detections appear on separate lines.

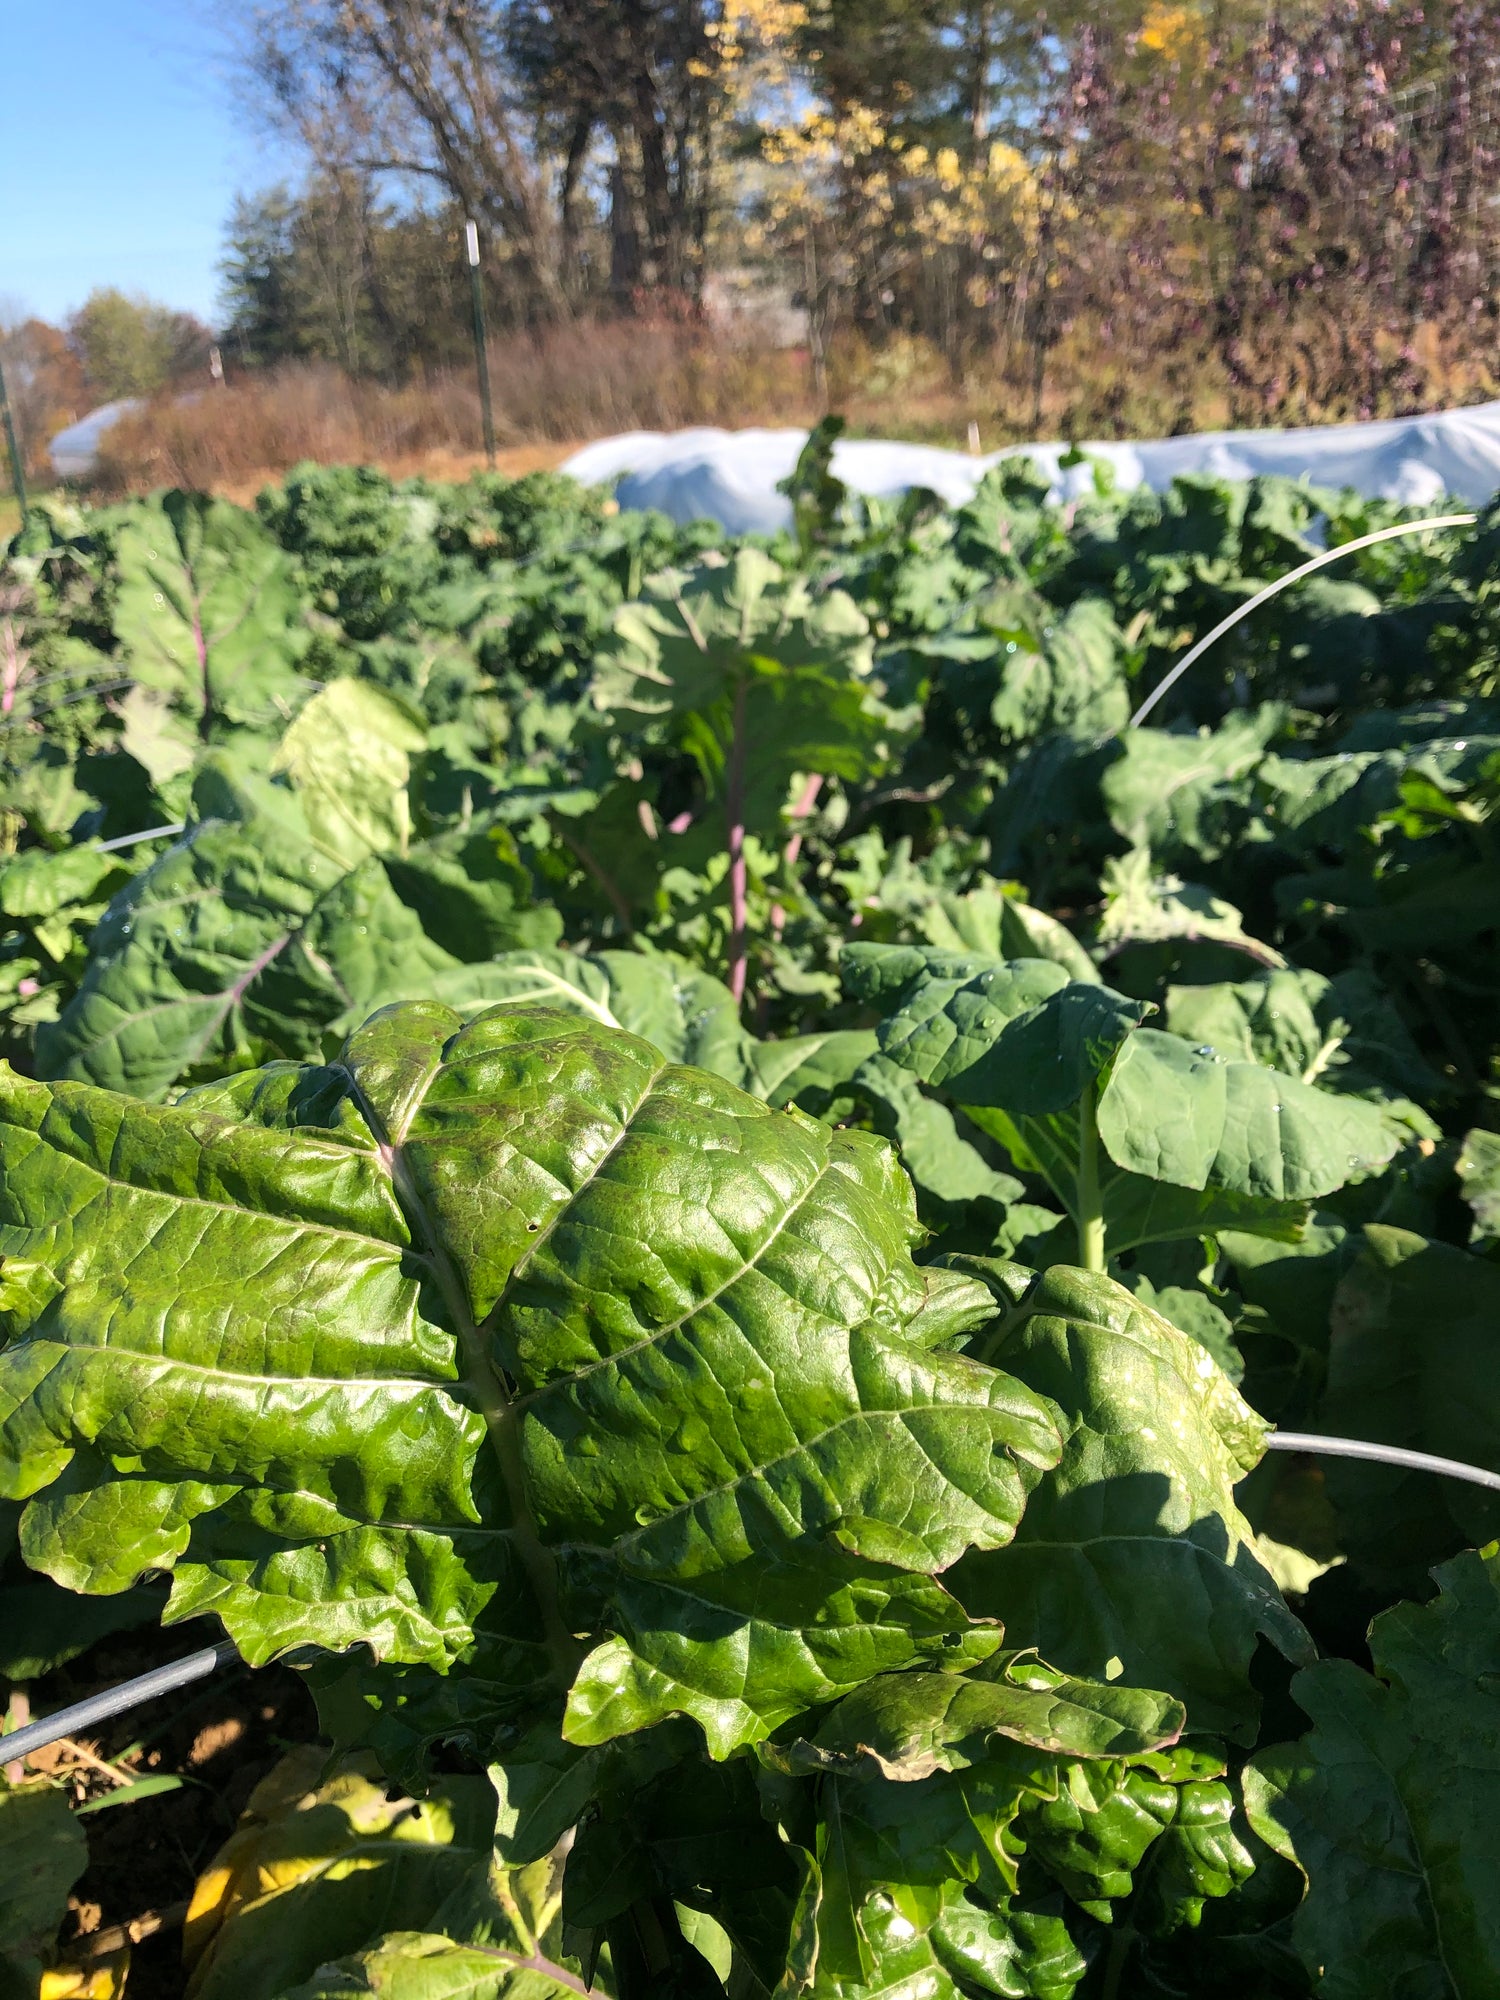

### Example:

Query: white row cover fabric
xmin=563 ymin=404 xmax=1500 ymax=532
xmin=48 ymin=400 xmax=144 ymax=478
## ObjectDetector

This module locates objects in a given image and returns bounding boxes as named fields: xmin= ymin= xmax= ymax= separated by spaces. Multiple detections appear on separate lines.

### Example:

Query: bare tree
xmin=244 ymin=0 xmax=573 ymax=319
xmin=505 ymin=0 xmax=721 ymax=303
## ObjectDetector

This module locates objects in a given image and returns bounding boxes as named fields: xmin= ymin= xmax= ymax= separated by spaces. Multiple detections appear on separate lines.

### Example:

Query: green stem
xmin=554 ymin=816 xmax=634 ymax=937
xmin=348 ymin=1072 xmax=584 ymax=1686
xmin=1099 ymin=1925 xmax=1135 ymax=2000
xmin=1300 ymin=1028 xmax=1345 ymax=1086
xmin=725 ymin=677 xmax=749 ymax=1008
xmin=1076 ymin=1077 xmax=1107 ymax=1273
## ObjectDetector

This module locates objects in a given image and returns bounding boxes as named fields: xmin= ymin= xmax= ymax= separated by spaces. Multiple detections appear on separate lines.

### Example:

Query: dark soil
xmin=11 ymin=1620 xmax=320 ymax=1999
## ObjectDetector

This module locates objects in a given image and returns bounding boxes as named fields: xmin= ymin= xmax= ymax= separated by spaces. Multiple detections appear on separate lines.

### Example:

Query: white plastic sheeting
xmin=562 ymin=403 xmax=1500 ymax=533
xmin=48 ymin=400 xmax=143 ymax=478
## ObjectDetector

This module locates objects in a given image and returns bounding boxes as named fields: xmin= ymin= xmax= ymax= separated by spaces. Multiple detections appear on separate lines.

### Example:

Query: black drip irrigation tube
xmin=2 ymin=1639 xmax=240 ymax=1766
xmin=3 ymin=1432 xmax=1498 ymax=1765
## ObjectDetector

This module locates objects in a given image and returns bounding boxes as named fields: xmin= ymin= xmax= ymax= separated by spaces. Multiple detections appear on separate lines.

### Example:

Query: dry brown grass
xmin=212 ymin=441 xmax=584 ymax=509
xmin=92 ymin=319 xmax=813 ymax=498
xmin=80 ymin=306 xmax=1500 ymax=507
xmin=95 ymin=365 xmax=487 ymax=497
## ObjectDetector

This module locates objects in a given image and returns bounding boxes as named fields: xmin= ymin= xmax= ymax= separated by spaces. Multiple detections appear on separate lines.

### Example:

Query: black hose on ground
xmin=1 ymin=1639 xmax=240 ymax=1766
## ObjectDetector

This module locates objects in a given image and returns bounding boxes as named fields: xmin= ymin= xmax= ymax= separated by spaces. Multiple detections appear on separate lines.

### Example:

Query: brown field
xmin=88 ymin=320 xmax=810 ymax=500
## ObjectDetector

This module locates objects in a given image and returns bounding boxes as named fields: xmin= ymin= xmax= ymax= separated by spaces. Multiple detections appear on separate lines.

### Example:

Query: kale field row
xmin=2 ymin=433 xmax=1499 ymax=1999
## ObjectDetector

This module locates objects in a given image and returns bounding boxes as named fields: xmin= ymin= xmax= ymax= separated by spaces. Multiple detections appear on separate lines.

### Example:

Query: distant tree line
xmin=10 ymin=0 xmax=1500 ymax=466
xmin=219 ymin=179 xmax=476 ymax=379
xmin=1 ymin=292 xmax=214 ymax=474
xmin=216 ymin=0 xmax=1500 ymax=423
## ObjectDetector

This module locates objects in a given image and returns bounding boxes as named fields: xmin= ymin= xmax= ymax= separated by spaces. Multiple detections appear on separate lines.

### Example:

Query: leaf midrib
xmin=477 ymin=965 xmax=620 ymax=1026
xmin=365 ymin=1941 xmax=592 ymax=1998
xmin=12 ymin=1120 xmax=415 ymax=1257
xmin=339 ymin=1044 xmax=585 ymax=1680
xmin=599 ymin=1392 xmax=1043 ymax=1571
xmin=57 ymin=840 xmax=397 ymax=1086
xmin=26 ymin=1340 xmax=454 ymax=1397
xmin=224 ymin=1827 xmax=490 ymax=1911
xmin=509 ymin=1136 xmax=834 ymax=1411
xmin=146 ymin=525 xmax=278 ymax=678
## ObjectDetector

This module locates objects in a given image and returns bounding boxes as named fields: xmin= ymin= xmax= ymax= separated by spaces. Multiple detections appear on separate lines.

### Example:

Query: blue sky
xmin=0 ymin=0 xmax=294 ymax=327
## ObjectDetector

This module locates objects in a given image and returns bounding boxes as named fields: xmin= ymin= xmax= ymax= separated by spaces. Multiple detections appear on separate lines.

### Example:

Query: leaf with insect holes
xmin=919 ymin=880 xmax=1101 ymax=984
xmin=182 ymin=1746 xmax=584 ymax=2000
xmin=326 ymin=947 xmax=755 ymax=1086
xmin=1165 ymin=965 xmax=1445 ymax=1104
xmin=845 ymin=948 xmax=1400 ymax=1256
xmin=1101 ymin=707 xmax=1287 ymax=861
xmin=271 ymin=677 xmax=428 ymax=863
xmin=840 ymin=945 xmax=1147 ymax=1115
xmin=1096 ymin=1031 xmax=1401 ymax=1201
xmin=767 ymin=1669 xmax=1228 ymax=2000
xmin=35 ymin=798 xmax=460 ymax=1100
xmin=1096 ymin=847 xmax=1283 ymax=967
xmin=1457 ymin=1127 xmax=1500 ymax=1253
xmin=764 ymin=1651 xmax=1183 ymax=1782
xmin=279 ymin=1934 xmax=589 ymax=2000
xmin=183 ymin=1750 xmax=498 ymax=2000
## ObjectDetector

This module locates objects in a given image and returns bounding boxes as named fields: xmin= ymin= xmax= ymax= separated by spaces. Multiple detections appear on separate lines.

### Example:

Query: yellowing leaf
xmin=39 ymin=1947 xmax=129 ymax=1999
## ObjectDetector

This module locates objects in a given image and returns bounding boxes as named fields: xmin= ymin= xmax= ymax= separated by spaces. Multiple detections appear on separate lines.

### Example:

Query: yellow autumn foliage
xmin=1139 ymin=1 xmax=1208 ymax=61
xmin=755 ymin=99 xmax=1039 ymax=268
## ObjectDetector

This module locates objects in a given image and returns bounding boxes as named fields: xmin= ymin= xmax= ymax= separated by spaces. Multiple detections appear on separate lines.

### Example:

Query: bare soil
xmin=16 ymin=1622 xmax=320 ymax=1998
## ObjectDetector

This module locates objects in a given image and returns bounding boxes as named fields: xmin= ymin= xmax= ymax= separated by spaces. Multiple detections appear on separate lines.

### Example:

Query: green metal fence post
xmin=0 ymin=358 xmax=29 ymax=527
xmin=466 ymin=219 xmax=497 ymax=469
